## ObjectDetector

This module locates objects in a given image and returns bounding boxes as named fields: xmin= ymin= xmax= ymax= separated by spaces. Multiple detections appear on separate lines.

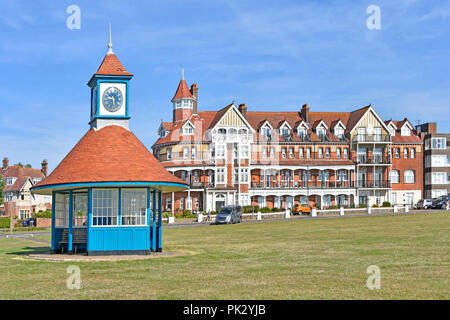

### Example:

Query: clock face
xmin=102 ymin=86 xmax=123 ymax=112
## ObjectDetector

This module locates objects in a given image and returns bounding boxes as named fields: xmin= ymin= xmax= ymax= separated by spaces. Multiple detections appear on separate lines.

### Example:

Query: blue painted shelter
xmin=31 ymin=39 xmax=187 ymax=255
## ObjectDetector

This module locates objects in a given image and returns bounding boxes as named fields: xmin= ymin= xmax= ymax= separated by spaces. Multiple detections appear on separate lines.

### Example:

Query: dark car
xmin=432 ymin=195 xmax=449 ymax=209
xmin=215 ymin=205 xmax=242 ymax=224
xmin=415 ymin=199 xmax=433 ymax=210
xmin=22 ymin=218 xmax=36 ymax=227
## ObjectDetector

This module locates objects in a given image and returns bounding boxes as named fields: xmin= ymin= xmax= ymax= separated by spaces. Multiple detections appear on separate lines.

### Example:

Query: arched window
xmin=390 ymin=170 xmax=399 ymax=184
xmin=228 ymin=128 xmax=237 ymax=139
xmin=404 ymin=170 xmax=415 ymax=184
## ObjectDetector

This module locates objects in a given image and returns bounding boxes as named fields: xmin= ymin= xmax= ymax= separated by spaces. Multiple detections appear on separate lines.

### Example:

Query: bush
xmin=372 ymin=204 xmax=379 ymax=208
xmin=382 ymin=202 xmax=391 ymax=207
xmin=243 ymin=206 xmax=258 ymax=213
xmin=359 ymin=204 xmax=367 ymax=208
xmin=260 ymin=207 xmax=272 ymax=213
xmin=34 ymin=210 xmax=52 ymax=218
xmin=328 ymin=205 xmax=338 ymax=210
xmin=0 ymin=217 xmax=10 ymax=229
xmin=14 ymin=219 xmax=23 ymax=228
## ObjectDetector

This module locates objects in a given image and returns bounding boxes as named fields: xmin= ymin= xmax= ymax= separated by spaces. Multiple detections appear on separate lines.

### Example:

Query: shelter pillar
xmin=157 ymin=191 xmax=162 ymax=252
xmin=87 ymin=188 xmax=92 ymax=253
xmin=68 ymin=190 xmax=73 ymax=254
xmin=51 ymin=191 xmax=56 ymax=253
xmin=151 ymin=190 xmax=156 ymax=252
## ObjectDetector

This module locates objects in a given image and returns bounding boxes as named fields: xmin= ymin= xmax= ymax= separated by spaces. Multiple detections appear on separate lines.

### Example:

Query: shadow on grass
xmin=6 ymin=246 xmax=51 ymax=256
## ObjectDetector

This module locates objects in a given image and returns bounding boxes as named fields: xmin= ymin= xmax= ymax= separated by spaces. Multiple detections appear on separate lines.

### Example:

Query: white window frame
xmin=404 ymin=170 xmax=415 ymax=184
xmin=432 ymin=137 xmax=446 ymax=150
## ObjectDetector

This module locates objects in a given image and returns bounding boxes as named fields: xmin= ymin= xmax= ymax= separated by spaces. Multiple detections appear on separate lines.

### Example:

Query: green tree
xmin=24 ymin=164 xmax=32 ymax=168
xmin=0 ymin=176 xmax=4 ymax=206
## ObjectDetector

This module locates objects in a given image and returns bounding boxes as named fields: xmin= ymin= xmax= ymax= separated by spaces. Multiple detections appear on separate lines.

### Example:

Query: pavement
xmin=0 ymin=209 xmax=446 ymax=240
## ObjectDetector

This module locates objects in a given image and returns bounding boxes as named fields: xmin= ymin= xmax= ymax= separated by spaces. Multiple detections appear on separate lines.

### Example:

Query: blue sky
xmin=1 ymin=0 xmax=449 ymax=172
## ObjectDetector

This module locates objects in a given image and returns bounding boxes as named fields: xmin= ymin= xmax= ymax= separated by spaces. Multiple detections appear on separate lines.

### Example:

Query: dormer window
xmin=317 ymin=127 xmax=326 ymax=139
xmin=261 ymin=126 xmax=271 ymax=140
xmin=159 ymin=128 xmax=166 ymax=138
xmin=298 ymin=127 xmax=306 ymax=140
xmin=334 ymin=127 xmax=344 ymax=139
xmin=5 ymin=177 xmax=16 ymax=185
xmin=401 ymin=127 xmax=411 ymax=136
xmin=174 ymin=99 xmax=193 ymax=109
xmin=182 ymin=123 xmax=194 ymax=135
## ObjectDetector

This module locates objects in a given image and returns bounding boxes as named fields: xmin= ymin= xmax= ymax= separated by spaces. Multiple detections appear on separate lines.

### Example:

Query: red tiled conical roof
xmin=32 ymin=125 xmax=186 ymax=194
xmin=95 ymin=53 xmax=133 ymax=76
xmin=171 ymin=79 xmax=193 ymax=101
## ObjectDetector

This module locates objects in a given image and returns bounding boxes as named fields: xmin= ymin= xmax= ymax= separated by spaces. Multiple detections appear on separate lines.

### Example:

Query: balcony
xmin=354 ymin=134 xmax=391 ymax=143
xmin=251 ymin=181 xmax=355 ymax=189
xmin=357 ymin=180 xmax=391 ymax=188
xmin=357 ymin=155 xmax=391 ymax=164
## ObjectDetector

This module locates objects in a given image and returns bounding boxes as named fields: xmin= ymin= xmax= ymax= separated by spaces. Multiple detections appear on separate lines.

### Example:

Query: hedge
xmin=0 ymin=217 xmax=10 ymax=229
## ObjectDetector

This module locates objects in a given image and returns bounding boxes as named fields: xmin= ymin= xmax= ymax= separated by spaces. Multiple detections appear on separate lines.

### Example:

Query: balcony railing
xmin=251 ymin=181 xmax=355 ymax=189
xmin=357 ymin=180 xmax=391 ymax=188
xmin=354 ymin=134 xmax=391 ymax=143
xmin=357 ymin=155 xmax=391 ymax=164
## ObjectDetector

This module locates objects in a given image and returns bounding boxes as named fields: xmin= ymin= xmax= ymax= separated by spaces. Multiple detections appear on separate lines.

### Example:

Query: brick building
xmin=416 ymin=122 xmax=450 ymax=199
xmin=152 ymin=76 xmax=424 ymax=213
xmin=1 ymin=158 xmax=52 ymax=218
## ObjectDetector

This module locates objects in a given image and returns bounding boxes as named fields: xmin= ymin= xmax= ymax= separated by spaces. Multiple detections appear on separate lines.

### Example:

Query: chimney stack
xmin=190 ymin=84 xmax=198 ymax=115
xmin=301 ymin=104 xmax=309 ymax=123
xmin=238 ymin=103 xmax=247 ymax=118
xmin=2 ymin=157 xmax=8 ymax=171
xmin=41 ymin=159 xmax=48 ymax=177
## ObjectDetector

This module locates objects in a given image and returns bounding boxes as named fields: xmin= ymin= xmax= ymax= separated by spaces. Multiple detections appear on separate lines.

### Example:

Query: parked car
xmin=215 ymin=205 xmax=242 ymax=224
xmin=22 ymin=218 xmax=35 ymax=227
xmin=415 ymin=199 xmax=433 ymax=210
xmin=432 ymin=195 xmax=449 ymax=209
xmin=292 ymin=203 xmax=312 ymax=215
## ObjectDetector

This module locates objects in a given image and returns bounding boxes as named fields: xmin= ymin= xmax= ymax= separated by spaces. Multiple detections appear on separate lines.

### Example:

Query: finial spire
xmin=107 ymin=23 xmax=114 ymax=54
xmin=181 ymin=68 xmax=184 ymax=80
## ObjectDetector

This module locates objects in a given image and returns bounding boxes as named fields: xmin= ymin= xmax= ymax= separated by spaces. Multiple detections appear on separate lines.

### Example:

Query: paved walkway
xmin=28 ymin=251 xmax=186 ymax=262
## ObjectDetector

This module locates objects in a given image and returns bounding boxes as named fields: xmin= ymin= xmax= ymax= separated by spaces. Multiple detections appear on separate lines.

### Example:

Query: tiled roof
xmin=32 ymin=125 xmax=186 ymax=191
xmin=94 ymin=53 xmax=133 ymax=77
xmin=3 ymin=177 xmax=29 ymax=192
xmin=171 ymin=79 xmax=193 ymax=101
xmin=391 ymin=134 xmax=423 ymax=144
xmin=1 ymin=166 xmax=43 ymax=179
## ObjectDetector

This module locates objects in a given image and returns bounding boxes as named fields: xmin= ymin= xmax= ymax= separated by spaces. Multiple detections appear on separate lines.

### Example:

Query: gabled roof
xmin=331 ymin=119 xmax=346 ymax=130
xmin=1 ymin=166 xmax=43 ymax=179
xmin=3 ymin=177 xmax=30 ymax=192
xmin=94 ymin=53 xmax=133 ymax=77
xmin=32 ymin=125 xmax=187 ymax=195
xmin=294 ymin=120 xmax=309 ymax=129
xmin=385 ymin=120 xmax=398 ymax=130
xmin=277 ymin=120 xmax=292 ymax=129
xmin=171 ymin=79 xmax=194 ymax=101
xmin=312 ymin=120 xmax=328 ymax=130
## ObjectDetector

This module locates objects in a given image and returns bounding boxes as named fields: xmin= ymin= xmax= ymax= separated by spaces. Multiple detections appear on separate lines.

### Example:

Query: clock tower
xmin=88 ymin=27 xmax=133 ymax=130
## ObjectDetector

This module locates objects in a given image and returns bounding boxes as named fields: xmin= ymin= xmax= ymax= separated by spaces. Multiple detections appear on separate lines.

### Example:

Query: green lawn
xmin=0 ymin=212 xmax=448 ymax=299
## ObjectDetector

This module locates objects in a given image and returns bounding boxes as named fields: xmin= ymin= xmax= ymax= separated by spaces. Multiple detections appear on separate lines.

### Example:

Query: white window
xmin=93 ymin=189 xmax=118 ymax=226
xmin=262 ymin=148 xmax=267 ymax=159
xmin=357 ymin=127 xmax=366 ymax=141
xmin=239 ymin=168 xmax=249 ymax=183
xmin=410 ymin=148 xmax=415 ymax=159
xmin=239 ymin=194 xmax=249 ymax=206
xmin=167 ymin=148 xmax=172 ymax=160
xmin=391 ymin=192 xmax=397 ymax=205
xmin=432 ymin=137 xmax=446 ymax=149
xmin=336 ymin=148 xmax=341 ymax=159
xmin=343 ymin=148 xmax=348 ymax=158
xmin=233 ymin=168 xmax=239 ymax=185
xmin=306 ymin=148 xmax=311 ymax=159
xmin=390 ymin=170 xmax=400 ymax=184
xmin=404 ymin=148 xmax=409 ymax=159
xmin=395 ymin=148 xmax=400 ymax=158
xmin=121 ymin=189 xmax=147 ymax=226
xmin=317 ymin=127 xmax=326 ymax=139
xmin=401 ymin=127 xmax=411 ymax=136
xmin=298 ymin=128 xmax=306 ymax=139
xmin=325 ymin=148 xmax=330 ymax=159
xmin=240 ymin=145 xmax=249 ymax=158
xmin=191 ymin=147 xmax=196 ymax=159
xmin=404 ymin=170 xmax=415 ymax=184
xmin=180 ymin=197 xmax=184 ymax=210
xmin=258 ymin=196 xmax=266 ymax=208
xmin=175 ymin=101 xmax=182 ymax=109
xmin=270 ymin=147 xmax=275 ymax=158
xmin=183 ymin=147 xmax=189 ymax=159
xmin=5 ymin=177 xmax=15 ymax=185
xmin=334 ymin=127 xmax=344 ymax=138
xmin=183 ymin=123 xmax=194 ymax=135
xmin=318 ymin=148 xmax=323 ymax=159
xmin=289 ymin=148 xmax=294 ymax=158
xmin=282 ymin=148 xmax=287 ymax=158
xmin=431 ymin=155 xmax=447 ymax=167
xmin=432 ymin=172 xmax=447 ymax=184
xmin=299 ymin=148 xmax=304 ymax=158
xmin=261 ymin=126 xmax=271 ymax=140
xmin=432 ymin=189 xmax=447 ymax=198
xmin=217 ymin=145 xmax=225 ymax=158
xmin=216 ymin=168 xmax=225 ymax=183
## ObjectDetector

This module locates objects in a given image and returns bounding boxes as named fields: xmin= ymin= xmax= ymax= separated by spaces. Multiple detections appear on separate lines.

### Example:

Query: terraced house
xmin=152 ymin=76 xmax=423 ymax=213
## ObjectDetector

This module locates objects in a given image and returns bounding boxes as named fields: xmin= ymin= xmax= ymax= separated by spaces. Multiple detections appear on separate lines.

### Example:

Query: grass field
xmin=0 ymin=212 xmax=449 ymax=299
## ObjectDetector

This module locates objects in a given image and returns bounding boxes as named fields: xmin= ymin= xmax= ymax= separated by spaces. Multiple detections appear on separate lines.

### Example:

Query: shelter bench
xmin=59 ymin=228 xmax=87 ymax=254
